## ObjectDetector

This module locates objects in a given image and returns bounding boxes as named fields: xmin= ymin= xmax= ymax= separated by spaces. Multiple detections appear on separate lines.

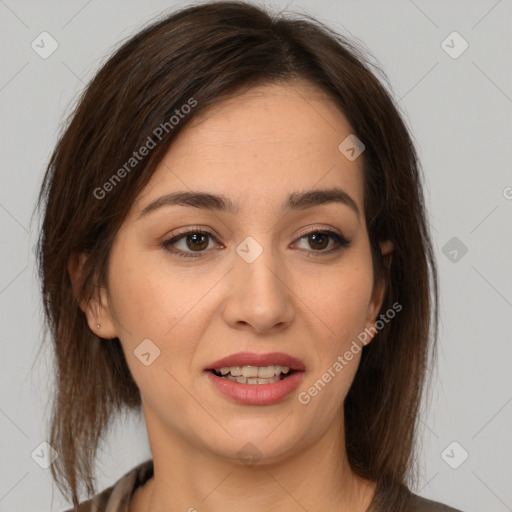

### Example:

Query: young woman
xmin=35 ymin=2 xmax=463 ymax=511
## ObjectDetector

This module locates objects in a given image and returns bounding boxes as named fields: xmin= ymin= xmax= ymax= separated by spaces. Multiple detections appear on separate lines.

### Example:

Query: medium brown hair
xmin=34 ymin=1 xmax=438 ymax=509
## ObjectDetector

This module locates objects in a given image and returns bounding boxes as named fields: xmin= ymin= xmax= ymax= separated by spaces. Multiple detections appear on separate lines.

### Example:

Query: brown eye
xmin=163 ymin=229 xmax=218 ymax=258
xmin=184 ymin=232 xmax=210 ymax=251
xmin=294 ymin=229 xmax=351 ymax=256
xmin=307 ymin=232 xmax=330 ymax=251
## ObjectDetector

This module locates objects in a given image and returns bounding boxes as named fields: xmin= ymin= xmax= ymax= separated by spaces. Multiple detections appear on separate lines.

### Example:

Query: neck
xmin=133 ymin=405 xmax=376 ymax=512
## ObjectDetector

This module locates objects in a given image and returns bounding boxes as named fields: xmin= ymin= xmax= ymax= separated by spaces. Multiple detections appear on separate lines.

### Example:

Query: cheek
xmin=333 ymin=274 xmax=374 ymax=339
xmin=298 ymin=269 xmax=371 ymax=421
xmin=307 ymin=261 xmax=375 ymax=347
xmin=106 ymin=252 xmax=203 ymax=418
xmin=298 ymin=249 xmax=374 ymax=404
xmin=107 ymin=242 xmax=198 ymax=340
xmin=105 ymin=244 xmax=196 ymax=383
xmin=106 ymin=241 xmax=225 ymax=395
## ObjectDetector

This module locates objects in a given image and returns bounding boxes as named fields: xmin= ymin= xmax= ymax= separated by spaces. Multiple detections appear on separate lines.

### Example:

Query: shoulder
xmin=60 ymin=459 xmax=154 ymax=512
xmin=407 ymin=491 xmax=464 ymax=512
xmin=368 ymin=482 xmax=465 ymax=512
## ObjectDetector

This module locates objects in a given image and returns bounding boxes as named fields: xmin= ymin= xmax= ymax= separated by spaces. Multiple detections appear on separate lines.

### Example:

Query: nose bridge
xmin=234 ymin=233 xmax=280 ymax=292
xmin=225 ymin=233 xmax=294 ymax=332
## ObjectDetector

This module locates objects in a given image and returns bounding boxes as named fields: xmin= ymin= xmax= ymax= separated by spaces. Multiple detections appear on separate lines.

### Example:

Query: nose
xmin=222 ymin=241 xmax=295 ymax=334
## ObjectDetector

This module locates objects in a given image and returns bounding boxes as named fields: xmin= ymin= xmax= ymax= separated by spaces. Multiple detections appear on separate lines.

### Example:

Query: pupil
xmin=310 ymin=233 xmax=328 ymax=250
xmin=187 ymin=233 xmax=208 ymax=251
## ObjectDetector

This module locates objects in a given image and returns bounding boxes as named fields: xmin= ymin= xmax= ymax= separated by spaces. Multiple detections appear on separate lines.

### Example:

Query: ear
xmin=364 ymin=239 xmax=394 ymax=339
xmin=67 ymin=251 xmax=118 ymax=339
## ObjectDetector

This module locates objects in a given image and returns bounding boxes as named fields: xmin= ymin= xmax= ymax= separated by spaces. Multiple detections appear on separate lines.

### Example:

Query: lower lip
xmin=204 ymin=370 xmax=305 ymax=405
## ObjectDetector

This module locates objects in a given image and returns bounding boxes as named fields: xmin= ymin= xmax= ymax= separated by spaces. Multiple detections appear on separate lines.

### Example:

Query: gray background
xmin=1 ymin=0 xmax=511 ymax=510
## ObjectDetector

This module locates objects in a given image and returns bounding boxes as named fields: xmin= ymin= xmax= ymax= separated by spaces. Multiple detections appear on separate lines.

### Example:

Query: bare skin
xmin=71 ymin=80 xmax=393 ymax=512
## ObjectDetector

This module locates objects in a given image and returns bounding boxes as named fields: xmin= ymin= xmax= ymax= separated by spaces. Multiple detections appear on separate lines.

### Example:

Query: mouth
xmin=205 ymin=351 xmax=305 ymax=385
xmin=204 ymin=352 xmax=306 ymax=405
xmin=209 ymin=364 xmax=297 ymax=385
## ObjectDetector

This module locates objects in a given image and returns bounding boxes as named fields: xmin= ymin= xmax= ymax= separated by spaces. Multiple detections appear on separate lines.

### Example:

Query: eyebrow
xmin=138 ymin=187 xmax=360 ymax=219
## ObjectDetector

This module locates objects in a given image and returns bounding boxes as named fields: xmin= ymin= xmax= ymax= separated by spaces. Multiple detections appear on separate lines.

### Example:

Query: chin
xmin=196 ymin=427 xmax=305 ymax=467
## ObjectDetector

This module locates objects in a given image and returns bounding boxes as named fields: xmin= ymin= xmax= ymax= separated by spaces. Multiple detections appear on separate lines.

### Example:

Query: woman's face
xmin=90 ymin=81 xmax=391 ymax=464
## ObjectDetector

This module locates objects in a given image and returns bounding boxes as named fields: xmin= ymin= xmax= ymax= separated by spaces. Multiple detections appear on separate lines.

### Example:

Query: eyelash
xmin=162 ymin=227 xmax=351 ymax=259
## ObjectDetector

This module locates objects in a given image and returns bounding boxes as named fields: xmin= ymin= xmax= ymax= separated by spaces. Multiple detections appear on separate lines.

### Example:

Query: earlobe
xmin=84 ymin=287 xmax=118 ymax=339
xmin=67 ymin=251 xmax=118 ymax=339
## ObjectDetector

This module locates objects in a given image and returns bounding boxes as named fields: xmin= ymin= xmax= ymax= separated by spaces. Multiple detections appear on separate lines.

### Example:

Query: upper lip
xmin=206 ymin=352 xmax=305 ymax=371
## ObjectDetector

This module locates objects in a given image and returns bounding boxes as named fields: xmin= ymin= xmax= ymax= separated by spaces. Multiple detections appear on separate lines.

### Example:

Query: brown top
xmin=62 ymin=459 xmax=463 ymax=512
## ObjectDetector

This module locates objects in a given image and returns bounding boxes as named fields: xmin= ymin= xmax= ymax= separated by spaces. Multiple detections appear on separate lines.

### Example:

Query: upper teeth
xmin=217 ymin=365 xmax=291 ymax=378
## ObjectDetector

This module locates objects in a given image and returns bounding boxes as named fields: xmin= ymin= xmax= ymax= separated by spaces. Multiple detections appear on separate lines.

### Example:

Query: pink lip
xmin=205 ymin=370 xmax=305 ymax=405
xmin=205 ymin=351 xmax=306 ymax=371
xmin=204 ymin=351 xmax=306 ymax=406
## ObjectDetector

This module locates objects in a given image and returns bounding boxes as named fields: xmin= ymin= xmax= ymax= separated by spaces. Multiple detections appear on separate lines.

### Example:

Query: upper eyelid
xmin=166 ymin=225 xmax=345 ymax=242
xmin=168 ymin=222 xmax=345 ymax=237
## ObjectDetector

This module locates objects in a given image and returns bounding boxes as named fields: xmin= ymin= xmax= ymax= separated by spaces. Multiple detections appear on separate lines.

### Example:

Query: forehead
xmin=133 ymin=81 xmax=365 ymax=217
